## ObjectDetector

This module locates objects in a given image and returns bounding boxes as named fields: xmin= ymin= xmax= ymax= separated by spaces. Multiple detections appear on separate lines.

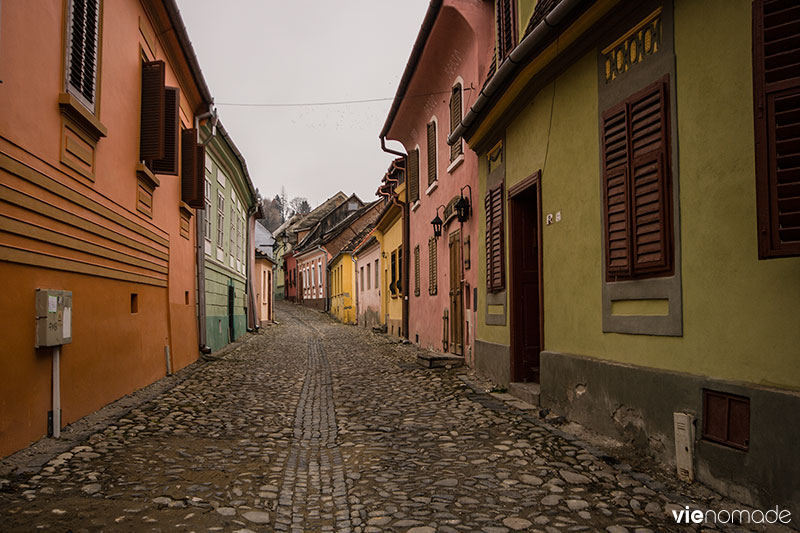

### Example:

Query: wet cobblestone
xmin=0 ymin=302 xmax=788 ymax=532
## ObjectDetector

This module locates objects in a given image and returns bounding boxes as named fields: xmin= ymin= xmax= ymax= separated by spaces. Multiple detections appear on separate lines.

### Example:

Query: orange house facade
xmin=0 ymin=0 xmax=212 ymax=457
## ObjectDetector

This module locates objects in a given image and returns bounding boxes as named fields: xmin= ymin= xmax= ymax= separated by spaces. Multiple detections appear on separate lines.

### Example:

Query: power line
xmin=215 ymin=88 xmax=471 ymax=108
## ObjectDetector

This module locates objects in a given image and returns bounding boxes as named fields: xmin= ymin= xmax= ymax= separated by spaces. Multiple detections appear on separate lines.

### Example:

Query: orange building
xmin=0 ymin=0 xmax=213 ymax=457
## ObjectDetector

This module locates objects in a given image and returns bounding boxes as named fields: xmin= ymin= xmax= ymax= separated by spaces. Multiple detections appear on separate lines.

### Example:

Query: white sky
xmin=175 ymin=0 xmax=430 ymax=208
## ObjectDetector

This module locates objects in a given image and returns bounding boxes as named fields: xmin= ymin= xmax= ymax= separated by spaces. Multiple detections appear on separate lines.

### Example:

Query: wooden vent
xmin=181 ymin=129 xmax=205 ymax=208
xmin=427 ymin=122 xmax=437 ymax=186
xmin=408 ymin=148 xmax=420 ymax=203
xmin=450 ymin=85 xmax=463 ymax=161
xmin=753 ymin=0 xmax=800 ymax=257
xmin=414 ymin=244 xmax=421 ymax=297
xmin=151 ymin=87 xmax=180 ymax=175
xmin=703 ymin=389 xmax=750 ymax=451
xmin=140 ymin=60 xmax=166 ymax=161
xmin=485 ymin=183 xmax=505 ymax=292
xmin=602 ymin=76 xmax=672 ymax=281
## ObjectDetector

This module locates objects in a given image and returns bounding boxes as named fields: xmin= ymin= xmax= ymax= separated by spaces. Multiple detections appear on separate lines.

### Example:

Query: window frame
xmin=65 ymin=0 xmax=101 ymax=113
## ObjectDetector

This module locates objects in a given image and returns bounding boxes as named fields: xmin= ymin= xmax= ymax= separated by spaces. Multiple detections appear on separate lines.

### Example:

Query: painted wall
xmin=0 ymin=0 xmax=203 ymax=456
xmin=476 ymin=0 xmax=800 ymax=391
xmin=284 ymin=251 xmax=298 ymax=302
xmin=297 ymin=249 xmax=329 ymax=310
xmin=387 ymin=1 xmax=493 ymax=358
xmin=376 ymin=206 xmax=404 ymax=338
xmin=355 ymin=243 xmax=382 ymax=328
xmin=329 ymin=253 xmax=355 ymax=324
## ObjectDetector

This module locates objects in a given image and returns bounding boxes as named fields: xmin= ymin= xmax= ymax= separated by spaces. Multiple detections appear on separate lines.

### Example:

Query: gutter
xmin=447 ymin=0 xmax=586 ymax=146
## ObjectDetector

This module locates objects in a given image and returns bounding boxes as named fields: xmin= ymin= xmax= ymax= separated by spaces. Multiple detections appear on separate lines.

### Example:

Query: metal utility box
xmin=35 ymin=289 xmax=73 ymax=348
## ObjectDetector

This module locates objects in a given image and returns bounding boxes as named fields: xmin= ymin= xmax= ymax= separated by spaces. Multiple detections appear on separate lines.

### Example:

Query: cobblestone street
xmin=0 ymin=302 xmax=784 ymax=532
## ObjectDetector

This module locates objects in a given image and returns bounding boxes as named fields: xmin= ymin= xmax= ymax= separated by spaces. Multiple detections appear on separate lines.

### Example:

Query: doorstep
xmin=509 ymin=381 xmax=541 ymax=406
xmin=417 ymin=353 xmax=465 ymax=369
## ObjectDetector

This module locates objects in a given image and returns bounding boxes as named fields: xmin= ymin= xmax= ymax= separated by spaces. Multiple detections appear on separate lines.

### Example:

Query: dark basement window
xmin=702 ymin=389 xmax=750 ymax=451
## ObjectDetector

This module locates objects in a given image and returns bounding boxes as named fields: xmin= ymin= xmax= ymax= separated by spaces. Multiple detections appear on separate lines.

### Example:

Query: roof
xmin=273 ymin=214 xmax=301 ymax=238
xmin=353 ymin=235 xmax=380 ymax=257
xmin=163 ymin=0 xmax=213 ymax=106
xmin=295 ymin=191 xmax=349 ymax=230
xmin=254 ymin=223 xmax=275 ymax=260
xmin=294 ymin=199 xmax=373 ymax=254
xmin=379 ymin=0 xmax=444 ymax=139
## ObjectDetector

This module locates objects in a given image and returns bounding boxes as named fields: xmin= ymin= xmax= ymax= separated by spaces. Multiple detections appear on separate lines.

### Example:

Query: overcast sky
xmin=175 ymin=0 xmax=430 ymax=208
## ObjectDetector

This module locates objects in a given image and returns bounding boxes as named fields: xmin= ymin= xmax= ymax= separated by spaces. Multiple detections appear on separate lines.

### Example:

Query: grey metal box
xmin=35 ymin=289 xmax=73 ymax=348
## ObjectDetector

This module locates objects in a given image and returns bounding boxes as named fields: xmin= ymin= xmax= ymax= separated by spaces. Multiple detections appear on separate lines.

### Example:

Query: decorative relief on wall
xmin=602 ymin=8 xmax=663 ymax=83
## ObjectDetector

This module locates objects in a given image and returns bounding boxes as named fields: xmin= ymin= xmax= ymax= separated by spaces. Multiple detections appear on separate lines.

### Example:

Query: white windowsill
xmin=447 ymin=154 xmax=464 ymax=174
xmin=425 ymin=180 xmax=438 ymax=196
xmin=411 ymin=200 xmax=421 ymax=213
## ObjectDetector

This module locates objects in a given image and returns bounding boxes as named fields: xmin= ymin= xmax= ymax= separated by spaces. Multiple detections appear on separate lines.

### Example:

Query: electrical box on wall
xmin=35 ymin=289 xmax=73 ymax=348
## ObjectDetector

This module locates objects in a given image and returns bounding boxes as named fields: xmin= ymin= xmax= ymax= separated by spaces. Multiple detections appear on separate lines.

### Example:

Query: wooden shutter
xmin=67 ymin=0 xmax=99 ymax=107
xmin=753 ymin=0 xmax=800 ymax=257
xmin=408 ymin=148 xmax=420 ymax=203
xmin=390 ymin=250 xmax=397 ymax=295
xmin=414 ymin=244 xmax=420 ymax=296
xmin=151 ymin=87 xmax=180 ymax=174
xmin=602 ymin=78 xmax=672 ymax=279
xmin=450 ymin=85 xmax=463 ymax=161
xmin=485 ymin=183 xmax=505 ymax=292
xmin=496 ymin=0 xmax=516 ymax=61
xmin=140 ymin=60 xmax=166 ymax=161
xmin=427 ymin=122 xmax=437 ymax=186
xmin=428 ymin=236 xmax=438 ymax=295
xmin=181 ymin=129 xmax=205 ymax=208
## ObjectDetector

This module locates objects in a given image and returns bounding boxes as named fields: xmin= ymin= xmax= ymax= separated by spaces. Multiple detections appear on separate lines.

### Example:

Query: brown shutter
xmin=602 ymin=100 xmax=633 ymax=278
xmin=67 ymin=0 xmax=99 ymax=106
xmin=427 ymin=122 xmax=437 ymax=186
xmin=497 ymin=0 xmax=516 ymax=61
xmin=181 ymin=129 xmax=204 ymax=208
xmin=428 ymin=236 xmax=438 ymax=295
xmin=414 ymin=244 xmax=420 ymax=296
xmin=753 ymin=0 xmax=800 ymax=257
xmin=485 ymin=183 xmax=504 ymax=292
xmin=151 ymin=86 xmax=180 ymax=174
xmin=140 ymin=60 xmax=166 ymax=161
xmin=408 ymin=148 xmax=420 ymax=203
xmin=450 ymin=85 xmax=463 ymax=161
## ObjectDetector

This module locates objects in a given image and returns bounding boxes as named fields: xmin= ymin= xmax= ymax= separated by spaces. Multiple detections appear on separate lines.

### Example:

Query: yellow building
xmin=374 ymin=159 xmax=406 ymax=338
xmin=329 ymin=252 xmax=355 ymax=324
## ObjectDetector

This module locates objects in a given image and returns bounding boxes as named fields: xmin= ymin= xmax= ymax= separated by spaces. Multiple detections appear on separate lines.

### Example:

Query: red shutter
xmin=602 ymin=105 xmax=631 ymax=277
xmin=140 ymin=60 xmax=165 ymax=161
xmin=151 ymin=86 xmax=180 ymax=174
xmin=754 ymin=0 xmax=800 ymax=257
xmin=485 ymin=183 xmax=505 ymax=292
xmin=629 ymin=80 xmax=671 ymax=274
xmin=181 ymin=129 xmax=204 ymax=208
xmin=408 ymin=148 xmax=420 ymax=203
xmin=427 ymin=122 xmax=437 ymax=186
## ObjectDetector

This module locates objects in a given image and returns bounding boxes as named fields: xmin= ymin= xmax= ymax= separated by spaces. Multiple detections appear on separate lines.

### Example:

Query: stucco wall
xmin=355 ymin=244 xmax=382 ymax=328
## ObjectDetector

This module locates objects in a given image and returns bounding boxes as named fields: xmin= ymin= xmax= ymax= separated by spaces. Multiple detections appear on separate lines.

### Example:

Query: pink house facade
xmin=381 ymin=0 xmax=493 ymax=365
xmin=354 ymin=236 xmax=382 ymax=329
xmin=297 ymin=249 xmax=329 ymax=310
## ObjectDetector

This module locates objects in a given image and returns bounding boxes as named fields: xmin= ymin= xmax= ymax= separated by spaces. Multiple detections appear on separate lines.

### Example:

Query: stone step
xmin=509 ymin=381 xmax=541 ymax=406
xmin=416 ymin=353 xmax=465 ymax=369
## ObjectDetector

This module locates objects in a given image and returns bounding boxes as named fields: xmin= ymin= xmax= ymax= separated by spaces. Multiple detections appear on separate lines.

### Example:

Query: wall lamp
xmin=431 ymin=204 xmax=446 ymax=238
xmin=455 ymin=184 xmax=472 ymax=223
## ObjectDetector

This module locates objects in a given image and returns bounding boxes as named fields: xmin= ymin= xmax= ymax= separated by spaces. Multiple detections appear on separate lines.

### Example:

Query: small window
xmin=130 ymin=293 xmax=139 ymax=314
xmin=427 ymin=121 xmax=437 ymax=186
xmin=66 ymin=0 xmax=100 ymax=112
xmin=397 ymin=246 xmax=403 ymax=296
xmin=184 ymin=291 xmax=189 ymax=305
xmin=204 ymin=179 xmax=212 ymax=240
xmin=414 ymin=244 xmax=420 ymax=296
xmin=450 ymin=84 xmax=463 ymax=161
xmin=216 ymin=191 xmax=225 ymax=250
xmin=366 ymin=263 xmax=371 ymax=290
xmin=485 ymin=183 xmax=504 ymax=292
xmin=408 ymin=148 xmax=420 ymax=203
xmin=375 ymin=259 xmax=379 ymax=288
xmin=703 ymin=389 xmax=750 ymax=451
xmin=428 ymin=236 xmax=438 ymax=295
xmin=390 ymin=250 xmax=397 ymax=296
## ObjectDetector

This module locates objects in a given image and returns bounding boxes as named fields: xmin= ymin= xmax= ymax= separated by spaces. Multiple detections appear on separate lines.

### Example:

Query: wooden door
xmin=510 ymin=178 xmax=542 ymax=382
xmin=449 ymin=230 xmax=463 ymax=355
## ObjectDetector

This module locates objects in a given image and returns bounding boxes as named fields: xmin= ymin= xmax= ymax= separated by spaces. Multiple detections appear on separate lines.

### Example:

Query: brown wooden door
xmin=449 ymin=230 xmax=463 ymax=356
xmin=510 ymin=180 xmax=542 ymax=382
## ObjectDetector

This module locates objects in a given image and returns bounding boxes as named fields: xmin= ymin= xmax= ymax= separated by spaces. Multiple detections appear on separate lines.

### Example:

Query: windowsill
xmin=411 ymin=200 xmax=421 ymax=212
xmin=447 ymin=154 xmax=464 ymax=173
xmin=425 ymin=180 xmax=438 ymax=196
xmin=136 ymin=163 xmax=160 ymax=190
xmin=179 ymin=201 xmax=194 ymax=219
xmin=58 ymin=92 xmax=107 ymax=142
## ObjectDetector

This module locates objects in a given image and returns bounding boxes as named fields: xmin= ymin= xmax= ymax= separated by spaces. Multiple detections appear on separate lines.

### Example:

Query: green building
xmin=197 ymin=121 xmax=258 ymax=352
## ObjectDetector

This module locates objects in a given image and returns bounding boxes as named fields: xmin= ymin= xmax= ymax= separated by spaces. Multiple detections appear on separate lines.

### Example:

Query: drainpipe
xmin=351 ymin=254 xmax=359 ymax=325
xmin=195 ymin=103 xmax=218 ymax=145
xmin=380 ymin=137 xmax=409 ymax=340
xmin=317 ymin=245 xmax=329 ymax=312
xmin=447 ymin=0 xmax=585 ymax=146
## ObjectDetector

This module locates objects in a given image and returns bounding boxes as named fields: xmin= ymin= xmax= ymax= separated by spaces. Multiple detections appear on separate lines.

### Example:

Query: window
xmin=140 ymin=61 xmax=165 ymax=162
xmin=375 ymin=259 xmax=379 ymax=289
xmin=414 ymin=244 xmax=420 ymax=296
xmin=408 ymin=148 xmax=420 ymax=203
xmin=753 ymin=0 xmax=800 ymax=258
xmin=703 ymin=389 xmax=750 ymax=451
xmin=397 ymin=246 xmax=403 ymax=296
xmin=204 ymin=179 xmax=212 ymax=240
xmin=236 ymin=216 xmax=242 ymax=261
xmin=65 ymin=0 xmax=100 ymax=111
xmin=152 ymin=87 xmax=180 ymax=175
xmin=390 ymin=250 xmax=397 ymax=296
xmin=230 ymin=206 xmax=236 ymax=257
xmin=427 ymin=121 xmax=437 ymax=186
xmin=360 ymin=266 xmax=364 ymax=291
xmin=450 ymin=84 xmax=463 ymax=161
xmin=216 ymin=191 xmax=225 ymax=250
xmin=366 ymin=263 xmax=371 ymax=290
xmin=496 ymin=0 xmax=517 ymax=63
xmin=601 ymin=76 xmax=673 ymax=281
xmin=485 ymin=183 xmax=504 ymax=292
xmin=318 ymin=259 xmax=322 ymax=285
xmin=428 ymin=236 xmax=438 ymax=295
xmin=181 ymin=129 xmax=205 ymax=208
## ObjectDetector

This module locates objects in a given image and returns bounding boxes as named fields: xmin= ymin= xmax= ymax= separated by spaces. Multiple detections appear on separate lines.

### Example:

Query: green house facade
xmin=198 ymin=122 xmax=258 ymax=352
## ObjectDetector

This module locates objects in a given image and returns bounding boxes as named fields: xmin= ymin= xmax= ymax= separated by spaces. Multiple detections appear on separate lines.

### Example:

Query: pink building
xmin=354 ymin=235 xmax=382 ymax=329
xmin=380 ymin=0 xmax=494 ymax=365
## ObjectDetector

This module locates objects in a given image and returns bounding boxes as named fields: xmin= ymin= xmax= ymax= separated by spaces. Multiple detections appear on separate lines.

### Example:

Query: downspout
xmin=351 ymin=254 xmax=359 ymax=325
xmin=317 ymin=245 xmax=329 ymax=312
xmin=447 ymin=0 xmax=585 ymax=145
xmin=195 ymin=103 xmax=218 ymax=145
xmin=380 ymin=137 xmax=409 ymax=339
xmin=194 ymin=110 xmax=217 ymax=355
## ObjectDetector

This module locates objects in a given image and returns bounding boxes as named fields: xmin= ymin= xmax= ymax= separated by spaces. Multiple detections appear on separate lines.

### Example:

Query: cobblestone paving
xmin=0 ymin=302 xmax=785 ymax=532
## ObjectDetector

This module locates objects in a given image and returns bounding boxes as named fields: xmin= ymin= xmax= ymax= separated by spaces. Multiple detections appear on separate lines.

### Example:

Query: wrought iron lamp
xmin=455 ymin=184 xmax=472 ymax=222
xmin=431 ymin=205 xmax=445 ymax=238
